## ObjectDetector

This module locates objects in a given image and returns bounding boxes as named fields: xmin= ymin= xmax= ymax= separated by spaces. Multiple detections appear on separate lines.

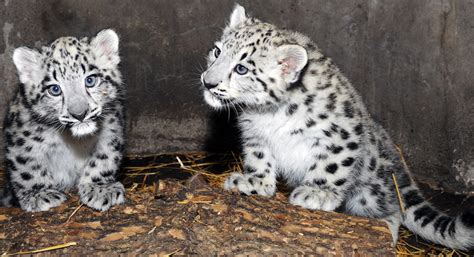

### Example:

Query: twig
xmin=161 ymin=248 xmax=181 ymax=257
xmin=176 ymin=156 xmax=186 ymax=169
xmin=148 ymin=226 xmax=157 ymax=234
xmin=392 ymin=145 xmax=410 ymax=214
xmin=64 ymin=204 xmax=84 ymax=224
xmin=392 ymin=173 xmax=405 ymax=213
xmin=6 ymin=242 xmax=77 ymax=255
xmin=394 ymin=145 xmax=409 ymax=171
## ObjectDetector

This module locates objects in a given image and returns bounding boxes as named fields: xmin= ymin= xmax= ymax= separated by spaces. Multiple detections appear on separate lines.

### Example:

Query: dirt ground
xmin=0 ymin=153 xmax=473 ymax=256
xmin=0 ymin=177 xmax=394 ymax=255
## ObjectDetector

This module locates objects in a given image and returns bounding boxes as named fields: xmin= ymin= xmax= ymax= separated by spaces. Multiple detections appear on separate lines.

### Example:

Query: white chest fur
xmin=241 ymin=109 xmax=325 ymax=183
xmin=39 ymin=131 xmax=99 ymax=189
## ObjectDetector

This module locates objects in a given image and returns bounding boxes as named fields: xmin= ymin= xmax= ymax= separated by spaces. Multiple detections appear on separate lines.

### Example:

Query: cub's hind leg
xmin=8 ymin=161 xmax=66 ymax=212
xmin=289 ymin=161 xmax=352 ymax=212
xmin=6 ymin=143 xmax=67 ymax=212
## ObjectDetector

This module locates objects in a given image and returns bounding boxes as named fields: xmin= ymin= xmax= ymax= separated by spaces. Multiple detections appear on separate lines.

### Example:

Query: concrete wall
xmin=0 ymin=0 xmax=472 ymax=193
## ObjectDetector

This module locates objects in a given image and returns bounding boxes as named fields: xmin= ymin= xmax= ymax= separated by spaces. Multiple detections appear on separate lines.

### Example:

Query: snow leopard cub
xmin=1 ymin=29 xmax=126 ymax=212
xmin=201 ymin=5 xmax=474 ymax=250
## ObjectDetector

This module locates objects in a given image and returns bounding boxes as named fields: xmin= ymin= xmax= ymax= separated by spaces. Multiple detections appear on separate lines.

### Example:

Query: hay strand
xmin=392 ymin=173 xmax=405 ymax=213
xmin=64 ymin=203 xmax=84 ymax=224
xmin=6 ymin=242 xmax=77 ymax=255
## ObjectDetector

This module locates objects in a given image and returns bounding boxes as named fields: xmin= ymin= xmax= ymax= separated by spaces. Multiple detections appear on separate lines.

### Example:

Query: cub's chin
xmin=203 ymin=90 xmax=225 ymax=109
xmin=70 ymin=121 xmax=98 ymax=138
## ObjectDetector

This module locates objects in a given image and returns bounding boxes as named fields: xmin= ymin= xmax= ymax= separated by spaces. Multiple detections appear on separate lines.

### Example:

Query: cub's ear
xmin=91 ymin=29 xmax=120 ymax=68
xmin=276 ymin=45 xmax=308 ymax=84
xmin=229 ymin=4 xmax=247 ymax=29
xmin=13 ymin=47 xmax=44 ymax=85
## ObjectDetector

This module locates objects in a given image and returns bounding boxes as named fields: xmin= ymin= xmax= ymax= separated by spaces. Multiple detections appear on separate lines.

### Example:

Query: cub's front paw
xmin=224 ymin=173 xmax=276 ymax=197
xmin=79 ymin=182 xmax=125 ymax=211
xmin=289 ymin=186 xmax=340 ymax=211
xmin=19 ymin=189 xmax=67 ymax=212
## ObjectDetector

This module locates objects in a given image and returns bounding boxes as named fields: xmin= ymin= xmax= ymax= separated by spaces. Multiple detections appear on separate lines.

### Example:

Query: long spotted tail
xmin=401 ymin=189 xmax=474 ymax=250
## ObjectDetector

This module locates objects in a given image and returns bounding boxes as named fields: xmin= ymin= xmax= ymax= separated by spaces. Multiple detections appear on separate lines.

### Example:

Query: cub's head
xmin=13 ymin=29 xmax=122 ymax=137
xmin=201 ymin=5 xmax=308 ymax=110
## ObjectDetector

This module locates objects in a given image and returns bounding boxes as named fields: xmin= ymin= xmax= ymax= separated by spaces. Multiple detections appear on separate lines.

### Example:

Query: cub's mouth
xmin=69 ymin=120 xmax=98 ymax=137
xmin=61 ymin=108 xmax=102 ymax=137
xmin=203 ymin=90 xmax=229 ymax=108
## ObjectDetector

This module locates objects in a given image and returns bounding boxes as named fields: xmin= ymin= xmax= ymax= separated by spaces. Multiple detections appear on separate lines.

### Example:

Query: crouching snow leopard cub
xmin=201 ymin=5 xmax=474 ymax=250
xmin=0 ymin=29 xmax=126 ymax=212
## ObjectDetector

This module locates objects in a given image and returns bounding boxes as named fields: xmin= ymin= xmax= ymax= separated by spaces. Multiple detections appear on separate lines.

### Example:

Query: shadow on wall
xmin=204 ymin=112 xmax=241 ymax=154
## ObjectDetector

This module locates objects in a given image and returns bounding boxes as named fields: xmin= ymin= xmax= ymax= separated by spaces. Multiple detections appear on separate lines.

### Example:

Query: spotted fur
xmin=1 ymin=29 xmax=126 ymax=212
xmin=201 ymin=5 xmax=474 ymax=250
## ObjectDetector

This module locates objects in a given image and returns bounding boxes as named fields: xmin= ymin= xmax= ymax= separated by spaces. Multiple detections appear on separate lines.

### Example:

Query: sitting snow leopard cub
xmin=201 ymin=5 xmax=474 ymax=250
xmin=1 ymin=29 xmax=126 ymax=212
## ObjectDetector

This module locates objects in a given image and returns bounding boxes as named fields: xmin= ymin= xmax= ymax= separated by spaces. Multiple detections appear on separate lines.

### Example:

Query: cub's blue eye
xmin=48 ymin=85 xmax=62 ymax=96
xmin=85 ymin=75 xmax=98 ymax=88
xmin=213 ymin=46 xmax=221 ymax=58
xmin=234 ymin=64 xmax=248 ymax=75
